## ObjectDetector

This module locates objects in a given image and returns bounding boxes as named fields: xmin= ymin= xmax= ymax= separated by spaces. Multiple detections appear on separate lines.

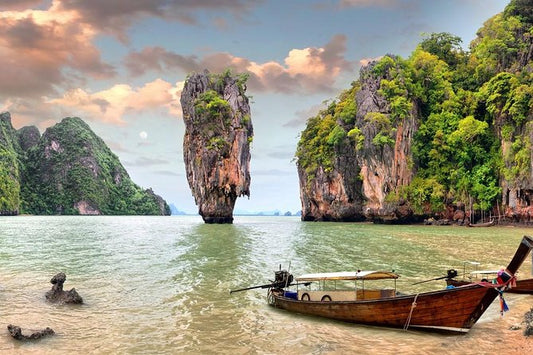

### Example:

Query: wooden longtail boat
xmin=267 ymin=236 xmax=533 ymax=333
xmin=467 ymin=219 xmax=495 ymax=227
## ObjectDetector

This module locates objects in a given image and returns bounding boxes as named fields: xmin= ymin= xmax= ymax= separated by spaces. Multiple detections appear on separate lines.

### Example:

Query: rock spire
xmin=181 ymin=70 xmax=253 ymax=223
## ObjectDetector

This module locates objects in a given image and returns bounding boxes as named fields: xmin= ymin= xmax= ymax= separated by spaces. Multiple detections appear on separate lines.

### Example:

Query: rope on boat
xmin=403 ymin=293 xmax=419 ymax=330
xmin=465 ymin=269 xmax=516 ymax=316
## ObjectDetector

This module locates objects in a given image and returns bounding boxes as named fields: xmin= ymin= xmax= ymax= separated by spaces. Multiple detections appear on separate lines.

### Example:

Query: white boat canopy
xmin=470 ymin=270 xmax=499 ymax=275
xmin=295 ymin=270 xmax=399 ymax=282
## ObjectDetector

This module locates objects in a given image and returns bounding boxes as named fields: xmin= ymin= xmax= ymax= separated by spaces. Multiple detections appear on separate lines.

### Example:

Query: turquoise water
xmin=0 ymin=216 xmax=532 ymax=354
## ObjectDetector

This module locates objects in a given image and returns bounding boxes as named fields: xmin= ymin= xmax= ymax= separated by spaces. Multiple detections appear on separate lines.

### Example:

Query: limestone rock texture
xmin=297 ymin=60 xmax=417 ymax=222
xmin=298 ymin=140 xmax=363 ymax=222
xmin=355 ymin=61 xmax=418 ymax=222
xmin=45 ymin=272 xmax=83 ymax=304
xmin=181 ymin=70 xmax=253 ymax=223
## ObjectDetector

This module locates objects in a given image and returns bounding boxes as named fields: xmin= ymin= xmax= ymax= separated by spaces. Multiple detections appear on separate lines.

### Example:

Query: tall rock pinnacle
xmin=181 ymin=70 xmax=253 ymax=223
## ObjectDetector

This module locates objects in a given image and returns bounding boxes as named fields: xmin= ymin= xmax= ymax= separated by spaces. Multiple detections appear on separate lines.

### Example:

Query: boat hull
xmin=447 ymin=278 xmax=533 ymax=294
xmin=271 ymin=285 xmax=498 ymax=333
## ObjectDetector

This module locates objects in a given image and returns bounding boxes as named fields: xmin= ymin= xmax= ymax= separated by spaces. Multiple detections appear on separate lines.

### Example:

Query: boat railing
xmin=296 ymin=288 xmax=396 ymax=301
xmin=291 ymin=270 xmax=399 ymax=301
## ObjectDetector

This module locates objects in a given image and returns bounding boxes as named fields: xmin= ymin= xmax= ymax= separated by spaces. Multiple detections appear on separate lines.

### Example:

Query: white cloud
xmin=359 ymin=56 xmax=384 ymax=67
xmin=47 ymin=79 xmax=183 ymax=124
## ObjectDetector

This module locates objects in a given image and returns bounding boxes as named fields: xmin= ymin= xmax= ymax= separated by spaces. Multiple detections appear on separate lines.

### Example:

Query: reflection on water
xmin=0 ymin=216 xmax=531 ymax=354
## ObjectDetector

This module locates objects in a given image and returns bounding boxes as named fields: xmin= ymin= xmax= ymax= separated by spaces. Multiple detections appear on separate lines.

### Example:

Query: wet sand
xmin=492 ymin=307 xmax=533 ymax=354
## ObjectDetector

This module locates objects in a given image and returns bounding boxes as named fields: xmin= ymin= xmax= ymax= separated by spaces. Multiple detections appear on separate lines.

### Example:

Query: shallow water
xmin=0 ymin=216 xmax=531 ymax=354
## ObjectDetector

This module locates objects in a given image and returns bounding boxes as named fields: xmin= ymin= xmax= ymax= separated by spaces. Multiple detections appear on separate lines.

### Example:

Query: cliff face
xmin=0 ymin=113 xmax=170 ymax=215
xmin=479 ymin=1 xmax=533 ymax=223
xmin=298 ymin=124 xmax=363 ymax=222
xmin=297 ymin=61 xmax=418 ymax=222
xmin=298 ymin=157 xmax=362 ymax=222
xmin=23 ymin=117 xmax=170 ymax=215
xmin=18 ymin=125 xmax=41 ymax=151
xmin=181 ymin=70 xmax=253 ymax=223
xmin=296 ymin=0 xmax=533 ymax=224
xmin=355 ymin=62 xmax=418 ymax=222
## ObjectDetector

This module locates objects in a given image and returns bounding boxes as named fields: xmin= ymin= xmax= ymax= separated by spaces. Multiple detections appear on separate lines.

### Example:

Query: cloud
xmin=0 ymin=3 xmax=115 ymax=98
xmin=57 ymin=0 xmax=264 ymax=40
xmin=339 ymin=0 xmax=399 ymax=8
xmin=124 ymin=47 xmax=200 ymax=77
xmin=284 ymin=104 xmax=323 ymax=128
xmin=0 ymin=0 xmax=43 ymax=11
xmin=41 ymin=34 xmax=352 ymax=126
xmin=124 ymin=35 xmax=354 ymax=94
xmin=359 ymin=56 xmax=384 ymax=67
xmin=154 ymin=169 xmax=181 ymax=177
xmin=127 ymin=156 xmax=171 ymax=167
xmin=1 ymin=2 xmax=352 ymax=129
xmin=2 ymin=97 xmax=58 ymax=130
xmin=47 ymin=79 xmax=184 ymax=124
xmin=266 ymin=148 xmax=296 ymax=161
xmin=0 ymin=0 xmax=263 ymax=101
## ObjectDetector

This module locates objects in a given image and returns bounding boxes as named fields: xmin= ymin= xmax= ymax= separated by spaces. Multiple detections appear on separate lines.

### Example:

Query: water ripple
xmin=0 ymin=216 xmax=531 ymax=354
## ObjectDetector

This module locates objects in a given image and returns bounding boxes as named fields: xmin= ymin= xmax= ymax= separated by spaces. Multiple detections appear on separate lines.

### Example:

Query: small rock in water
xmin=524 ymin=307 xmax=533 ymax=336
xmin=7 ymin=324 xmax=54 ymax=341
xmin=45 ymin=272 xmax=83 ymax=304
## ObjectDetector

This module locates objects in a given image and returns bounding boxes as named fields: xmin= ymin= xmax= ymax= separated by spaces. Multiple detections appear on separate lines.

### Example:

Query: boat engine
xmin=447 ymin=269 xmax=458 ymax=279
xmin=272 ymin=270 xmax=293 ymax=289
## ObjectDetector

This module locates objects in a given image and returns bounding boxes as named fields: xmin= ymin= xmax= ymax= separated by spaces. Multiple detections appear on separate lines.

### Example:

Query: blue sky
xmin=0 ymin=0 xmax=508 ymax=214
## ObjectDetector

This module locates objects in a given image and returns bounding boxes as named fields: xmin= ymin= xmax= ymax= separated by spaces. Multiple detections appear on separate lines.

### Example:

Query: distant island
xmin=233 ymin=209 xmax=301 ymax=216
xmin=168 ymin=204 xmax=301 ymax=217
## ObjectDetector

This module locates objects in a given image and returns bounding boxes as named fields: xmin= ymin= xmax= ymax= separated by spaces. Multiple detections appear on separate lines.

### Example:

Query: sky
xmin=0 ymin=0 xmax=509 ymax=214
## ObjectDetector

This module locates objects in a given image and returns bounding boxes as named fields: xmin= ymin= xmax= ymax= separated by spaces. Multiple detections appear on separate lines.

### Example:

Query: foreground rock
xmin=181 ymin=70 xmax=253 ymax=223
xmin=7 ymin=324 xmax=54 ymax=341
xmin=525 ymin=307 xmax=533 ymax=336
xmin=45 ymin=272 xmax=83 ymax=304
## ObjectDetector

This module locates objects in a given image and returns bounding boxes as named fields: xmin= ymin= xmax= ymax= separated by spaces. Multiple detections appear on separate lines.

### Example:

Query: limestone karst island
xmin=0 ymin=112 xmax=169 ymax=216
xmin=296 ymin=0 xmax=533 ymax=225
xmin=2 ymin=0 xmax=533 ymax=226
xmin=181 ymin=70 xmax=253 ymax=224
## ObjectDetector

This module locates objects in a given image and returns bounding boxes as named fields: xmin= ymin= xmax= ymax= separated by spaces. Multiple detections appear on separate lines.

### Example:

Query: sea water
xmin=0 ymin=216 xmax=532 ymax=354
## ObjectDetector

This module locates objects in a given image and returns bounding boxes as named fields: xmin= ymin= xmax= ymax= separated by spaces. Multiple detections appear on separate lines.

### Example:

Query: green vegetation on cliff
xmin=296 ymin=0 xmax=533 ymax=217
xmin=296 ymin=84 xmax=358 ymax=182
xmin=189 ymin=70 xmax=253 ymax=156
xmin=21 ymin=117 xmax=170 ymax=215
xmin=0 ymin=114 xmax=169 ymax=216
xmin=0 ymin=113 xmax=21 ymax=214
